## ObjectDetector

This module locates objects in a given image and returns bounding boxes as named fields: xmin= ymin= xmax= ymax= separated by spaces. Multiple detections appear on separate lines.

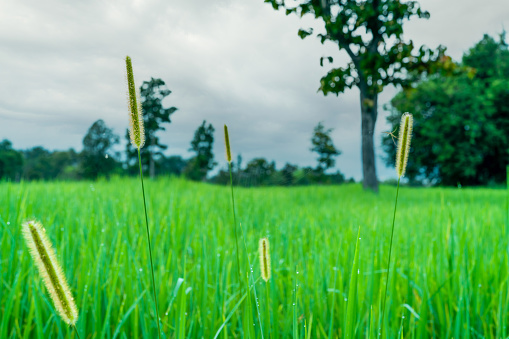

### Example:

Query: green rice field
xmin=1 ymin=177 xmax=508 ymax=338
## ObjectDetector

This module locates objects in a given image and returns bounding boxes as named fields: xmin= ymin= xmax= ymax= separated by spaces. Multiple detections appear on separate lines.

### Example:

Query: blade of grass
xmin=345 ymin=226 xmax=361 ymax=338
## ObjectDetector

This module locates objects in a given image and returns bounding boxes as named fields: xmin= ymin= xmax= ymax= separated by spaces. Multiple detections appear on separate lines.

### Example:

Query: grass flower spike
xmin=22 ymin=220 xmax=78 ymax=326
xmin=259 ymin=238 xmax=271 ymax=282
xmin=126 ymin=56 xmax=145 ymax=149
xmin=395 ymin=112 xmax=413 ymax=178
xmin=224 ymin=124 xmax=232 ymax=163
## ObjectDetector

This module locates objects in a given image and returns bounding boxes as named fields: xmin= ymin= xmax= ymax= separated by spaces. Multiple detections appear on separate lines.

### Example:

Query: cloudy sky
xmin=1 ymin=0 xmax=508 ymax=180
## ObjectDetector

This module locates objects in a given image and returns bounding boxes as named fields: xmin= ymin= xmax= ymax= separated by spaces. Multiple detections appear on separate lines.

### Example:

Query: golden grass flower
xmin=395 ymin=112 xmax=413 ymax=178
xmin=22 ymin=220 xmax=78 ymax=325
xmin=126 ymin=56 xmax=145 ymax=149
xmin=224 ymin=124 xmax=232 ymax=163
xmin=259 ymin=237 xmax=271 ymax=282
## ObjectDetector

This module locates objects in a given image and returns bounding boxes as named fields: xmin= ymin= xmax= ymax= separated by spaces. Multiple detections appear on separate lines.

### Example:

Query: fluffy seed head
xmin=258 ymin=238 xmax=271 ymax=282
xmin=395 ymin=112 xmax=413 ymax=178
xmin=22 ymin=220 xmax=78 ymax=325
xmin=126 ymin=56 xmax=145 ymax=149
xmin=224 ymin=124 xmax=232 ymax=163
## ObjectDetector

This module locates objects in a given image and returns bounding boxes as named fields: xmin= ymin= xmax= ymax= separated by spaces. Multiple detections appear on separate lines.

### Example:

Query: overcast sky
xmin=1 ymin=0 xmax=508 ymax=180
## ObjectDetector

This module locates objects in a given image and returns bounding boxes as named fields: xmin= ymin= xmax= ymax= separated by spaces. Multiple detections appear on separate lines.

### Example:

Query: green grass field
xmin=1 ymin=177 xmax=508 ymax=338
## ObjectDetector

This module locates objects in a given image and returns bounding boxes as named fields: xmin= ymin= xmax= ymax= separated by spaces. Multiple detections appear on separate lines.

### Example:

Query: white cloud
xmin=0 ymin=0 xmax=507 ymax=180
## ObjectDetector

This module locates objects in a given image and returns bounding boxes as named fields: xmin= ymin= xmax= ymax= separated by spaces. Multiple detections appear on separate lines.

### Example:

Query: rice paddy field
xmin=1 ymin=177 xmax=508 ymax=338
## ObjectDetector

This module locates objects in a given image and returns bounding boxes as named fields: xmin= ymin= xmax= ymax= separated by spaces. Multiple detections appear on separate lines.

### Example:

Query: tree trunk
xmin=360 ymin=89 xmax=379 ymax=193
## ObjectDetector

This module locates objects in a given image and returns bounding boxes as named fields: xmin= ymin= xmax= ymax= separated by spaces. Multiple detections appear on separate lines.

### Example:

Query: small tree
xmin=0 ymin=140 xmax=23 ymax=181
xmin=264 ymin=0 xmax=445 ymax=192
xmin=81 ymin=119 xmax=119 ymax=179
xmin=185 ymin=121 xmax=216 ymax=181
xmin=125 ymin=78 xmax=177 ymax=177
xmin=311 ymin=122 xmax=340 ymax=173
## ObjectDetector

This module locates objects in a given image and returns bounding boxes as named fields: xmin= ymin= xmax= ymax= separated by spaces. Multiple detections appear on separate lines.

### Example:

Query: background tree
xmin=383 ymin=34 xmax=509 ymax=186
xmin=23 ymin=147 xmax=78 ymax=180
xmin=158 ymin=155 xmax=187 ymax=176
xmin=264 ymin=0 xmax=445 ymax=192
xmin=184 ymin=121 xmax=216 ymax=181
xmin=80 ymin=119 xmax=120 ymax=180
xmin=242 ymin=158 xmax=277 ymax=186
xmin=125 ymin=78 xmax=177 ymax=177
xmin=311 ymin=122 xmax=340 ymax=173
xmin=0 ymin=140 xmax=23 ymax=181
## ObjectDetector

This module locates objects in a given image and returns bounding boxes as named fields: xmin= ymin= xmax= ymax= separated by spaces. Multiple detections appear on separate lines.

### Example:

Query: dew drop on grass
xmin=344 ymin=298 xmax=347 ymax=301
xmin=357 ymin=269 xmax=360 ymax=274
xmin=139 ymin=268 xmax=143 ymax=272
xmin=6 ymin=222 xmax=10 ymax=225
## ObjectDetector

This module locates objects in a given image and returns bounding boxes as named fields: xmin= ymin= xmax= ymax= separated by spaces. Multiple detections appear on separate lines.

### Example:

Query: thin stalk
xmin=265 ymin=282 xmax=271 ymax=339
xmin=293 ymin=265 xmax=298 ymax=339
xmin=137 ymin=148 xmax=162 ymax=339
xmin=380 ymin=177 xmax=401 ymax=339
xmin=506 ymin=165 xmax=509 ymax=244
xmin=239 ymin=222 xmax=264 ymax=338
xmin=73 ymin=326 xmax=81 ymax=339
xmin=228 ymin=162 xmax=242 ymax=291
xmin=328 ymin=248 xmax=341 ymax=337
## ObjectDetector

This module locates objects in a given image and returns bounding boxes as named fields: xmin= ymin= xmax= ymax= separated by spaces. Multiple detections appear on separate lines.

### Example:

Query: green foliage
xmin=22 ymin=147 xmax=79 ymax=181
xmin=0 ymin=140 xmax=23 ymax=181
xmin=383 ymin=34 xmax=509 ymax=186
xmin=125 ymin=78 xmax=177 ymax=177
xmin=311 ymin=122 xmax=340 ymax=172
xmin=80 ymin=119 xmax=120 ymax=180
xmin=184 ymin=121 xmax=216 ymax=181
xmin=2 ymin=179 xmax=509 ymax=337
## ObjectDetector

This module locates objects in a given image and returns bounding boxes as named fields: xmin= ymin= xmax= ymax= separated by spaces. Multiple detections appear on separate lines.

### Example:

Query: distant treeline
xmin=3 ymin=34 xmax=509 ymax=187
xmin=0 ymin=118 xmax=349 ymax=186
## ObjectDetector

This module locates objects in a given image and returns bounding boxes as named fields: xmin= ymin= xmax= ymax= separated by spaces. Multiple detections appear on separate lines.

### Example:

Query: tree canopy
xmin=383 ymin=33 xmax=509 ymax=186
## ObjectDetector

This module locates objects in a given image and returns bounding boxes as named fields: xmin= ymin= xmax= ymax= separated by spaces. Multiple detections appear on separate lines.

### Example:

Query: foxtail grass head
xmin=224 ymin=124 xmax=232 ymax=163
xmin=395 ymin=112 xmax=413 ymax=178
xmin=126 ymin=56 xmax=145 ymax=149
xmin=258 ymin=237 xmax=271 ymax=282
xmin=21 ymin=220 xmax=78 ymax=325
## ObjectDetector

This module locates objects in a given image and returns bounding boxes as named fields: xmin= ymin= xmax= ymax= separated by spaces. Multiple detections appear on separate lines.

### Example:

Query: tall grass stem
xmin=380 ymin=177 xmax=401 ymax=338
xmin=137 ymin=148 xmax=162 ymax=339
xmin=73 ymin=325 xmax=81 ymax=339
xmin=228 ymin=162 xmax=242 ymax=291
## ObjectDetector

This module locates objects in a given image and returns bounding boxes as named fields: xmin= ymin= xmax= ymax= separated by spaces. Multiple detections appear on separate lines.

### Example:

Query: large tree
xmin=81 ymin=119 xmax=120 ymax=179
xmin=125 ymin=78 xmax=177 ymax=178
xmin=383 ymin=34 xmax=509 ymax=186
xmin=264 ymin=0 xmax=444 ymax=192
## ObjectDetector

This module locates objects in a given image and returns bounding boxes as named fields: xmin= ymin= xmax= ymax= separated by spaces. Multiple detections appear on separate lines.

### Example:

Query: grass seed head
xmin=259 ymin=237 xmax=271 ymax=282
xmin=224 ymin=124 xmax=232 ymax=163
xmin=21 ymin=220 xmax=78 ymax=325
xmin=395 ymin=112 xmax=413 ymax=178
xmin=126 ymin=56 xmax=145 ymax=149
